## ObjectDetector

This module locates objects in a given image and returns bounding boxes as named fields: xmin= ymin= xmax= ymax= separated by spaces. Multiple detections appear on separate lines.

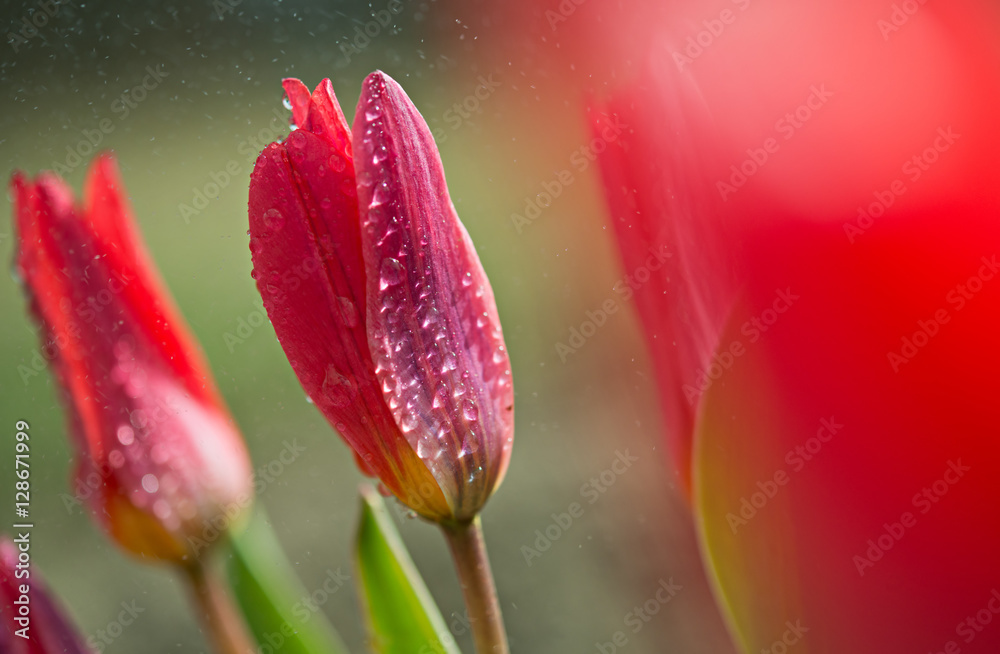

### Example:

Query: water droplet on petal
xmin=321 ymin=365 xmax=356 ymax=408
xmin=320 ymin=197 xmax=332 ymax=210
xmin=338 ymin=296 xmax=359 ymax=327
xmin=462 ymin=399 xmax=479 ymax=422
xmin=263 ymin=208 xmax=285 ymax=231
xmin=442 ymin=352 xmax=458 ymax=372
xmin=141 ymin=474 xmax=159 ymax=493
xmin=379 ymin=258 xmax=403 ymax=290
xmin=117 ymin=425 xmax=135 ymax=446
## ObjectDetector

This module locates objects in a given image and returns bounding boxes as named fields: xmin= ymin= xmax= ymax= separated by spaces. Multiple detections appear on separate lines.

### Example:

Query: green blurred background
xmin=0 ymin=1 xmax=734 ymax=652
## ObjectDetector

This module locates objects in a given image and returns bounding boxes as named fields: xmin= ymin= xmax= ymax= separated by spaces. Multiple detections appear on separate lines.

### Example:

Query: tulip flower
xmin=11 ymin=155 xmax=256 ymax=654
xmin=248 ymin=71 xmax=513 ymax=652
xmin=593 ymin=2 xmax=1000 ymax=653
xmin=247 ymin=72 xmax=513 ymax=524
xmin=1 ymin=536 xmax=91 ymax=653
xmin=11 ymin=155 xmax=254 ymax=563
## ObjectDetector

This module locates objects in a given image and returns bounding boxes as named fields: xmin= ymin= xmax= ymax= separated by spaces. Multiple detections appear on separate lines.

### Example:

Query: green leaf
xmin=225 ymin=507 xmax=350 ymax=654
xmin=355 ymin=485 xmax=461 ymax=654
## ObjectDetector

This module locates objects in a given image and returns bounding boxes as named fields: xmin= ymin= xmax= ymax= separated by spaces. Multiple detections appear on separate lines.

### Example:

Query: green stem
xmin=183 ymin=558 xmax=257 ymax=654
xmin=440 ymin=517 xmax=510 ymax=654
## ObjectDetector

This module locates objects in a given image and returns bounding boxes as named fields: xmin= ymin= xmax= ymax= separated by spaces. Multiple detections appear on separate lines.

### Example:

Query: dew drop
xmin=322 ymin=365 xmax=356 ymax=408
xmin=379 ymin=258 xmax=403 ymax=290
xmin=329 ymin=154 xmax=346 ymax=172
xmin=117 ymin=425 xmax=135 ymax=446
xmin=370 ymin=183 xmax=389 ymax=208
xmin=263 ymin=208 xmax=285 ymax=231
xmin=401 ymin=413 xmax=418 ymax=433
xmin=416 ymin=439 xmax=431 ymax=458
xmin=282 ymin=96 xmax=293 ymax=111
xmin=108 ymin=450 xmax=125 ymax=468
xmin=461 ymin=272 xmax=473 ymax=287
xmin=442 ymin=352 xmax=458 ymax=372
xmin=287 ymin=130 xmax=306 ymax=150
xmin=248 ymin=237 xmax=262 ymax=253
xmin=462 ymin=399 xmax=479 ymax=422
xmin=141 ymin=474 xmax=159 ymax=493
xmin=320 ymin=197 xmax=332 ymax=210
xmin=337 ymin=296 xmax=359 ymax=327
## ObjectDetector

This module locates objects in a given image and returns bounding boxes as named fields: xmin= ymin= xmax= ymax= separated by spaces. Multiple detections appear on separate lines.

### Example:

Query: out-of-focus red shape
xmin=1 ymin=537 xmax=91 ymax=653
xmin=11 ymin=155 xmax=253 ymax=563
xmin=248 ymin=72 xmax=513 ymax=522
xmin=593 ymin=1 xmax=1000 ymax=652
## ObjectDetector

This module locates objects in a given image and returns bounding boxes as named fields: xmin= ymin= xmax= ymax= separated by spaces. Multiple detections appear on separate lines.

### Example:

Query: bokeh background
xmin=0 ymin=1 xmax=735 ymax=652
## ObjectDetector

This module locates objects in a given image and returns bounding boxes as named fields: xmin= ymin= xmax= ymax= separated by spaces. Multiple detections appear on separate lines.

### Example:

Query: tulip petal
xmin=694 ymin=215 xmax=1000 ymax=654
xmin=249 ymin=84 xmax=450 ymax=519
xmin=352 ymin=71 xmax=514 ymax=519
xmin=590 ymin=62 xmax=739 ymax=494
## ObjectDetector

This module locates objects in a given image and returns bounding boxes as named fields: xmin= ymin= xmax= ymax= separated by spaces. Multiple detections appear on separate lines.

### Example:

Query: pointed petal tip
xmin=282 ymin=77 xmax=312 ymax=127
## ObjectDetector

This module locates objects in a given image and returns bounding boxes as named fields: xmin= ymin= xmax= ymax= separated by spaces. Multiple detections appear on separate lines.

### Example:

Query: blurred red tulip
xmin=1 ymin=537 xmax=91 ymax=653
xmin=594 ymin=1 xmax=1000 ymax=652
xmin=248 ymin=72 xmax=513 ymax=522
xmin=11 ymin=155 xmax=253 ymax=563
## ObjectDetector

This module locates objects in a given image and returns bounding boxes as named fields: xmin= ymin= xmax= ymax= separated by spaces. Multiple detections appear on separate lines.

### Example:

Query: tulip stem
xmin=441 ymin=517 xmax=509 ymax=654
xmin=183 ymin=559 xmax=256 ymax=654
